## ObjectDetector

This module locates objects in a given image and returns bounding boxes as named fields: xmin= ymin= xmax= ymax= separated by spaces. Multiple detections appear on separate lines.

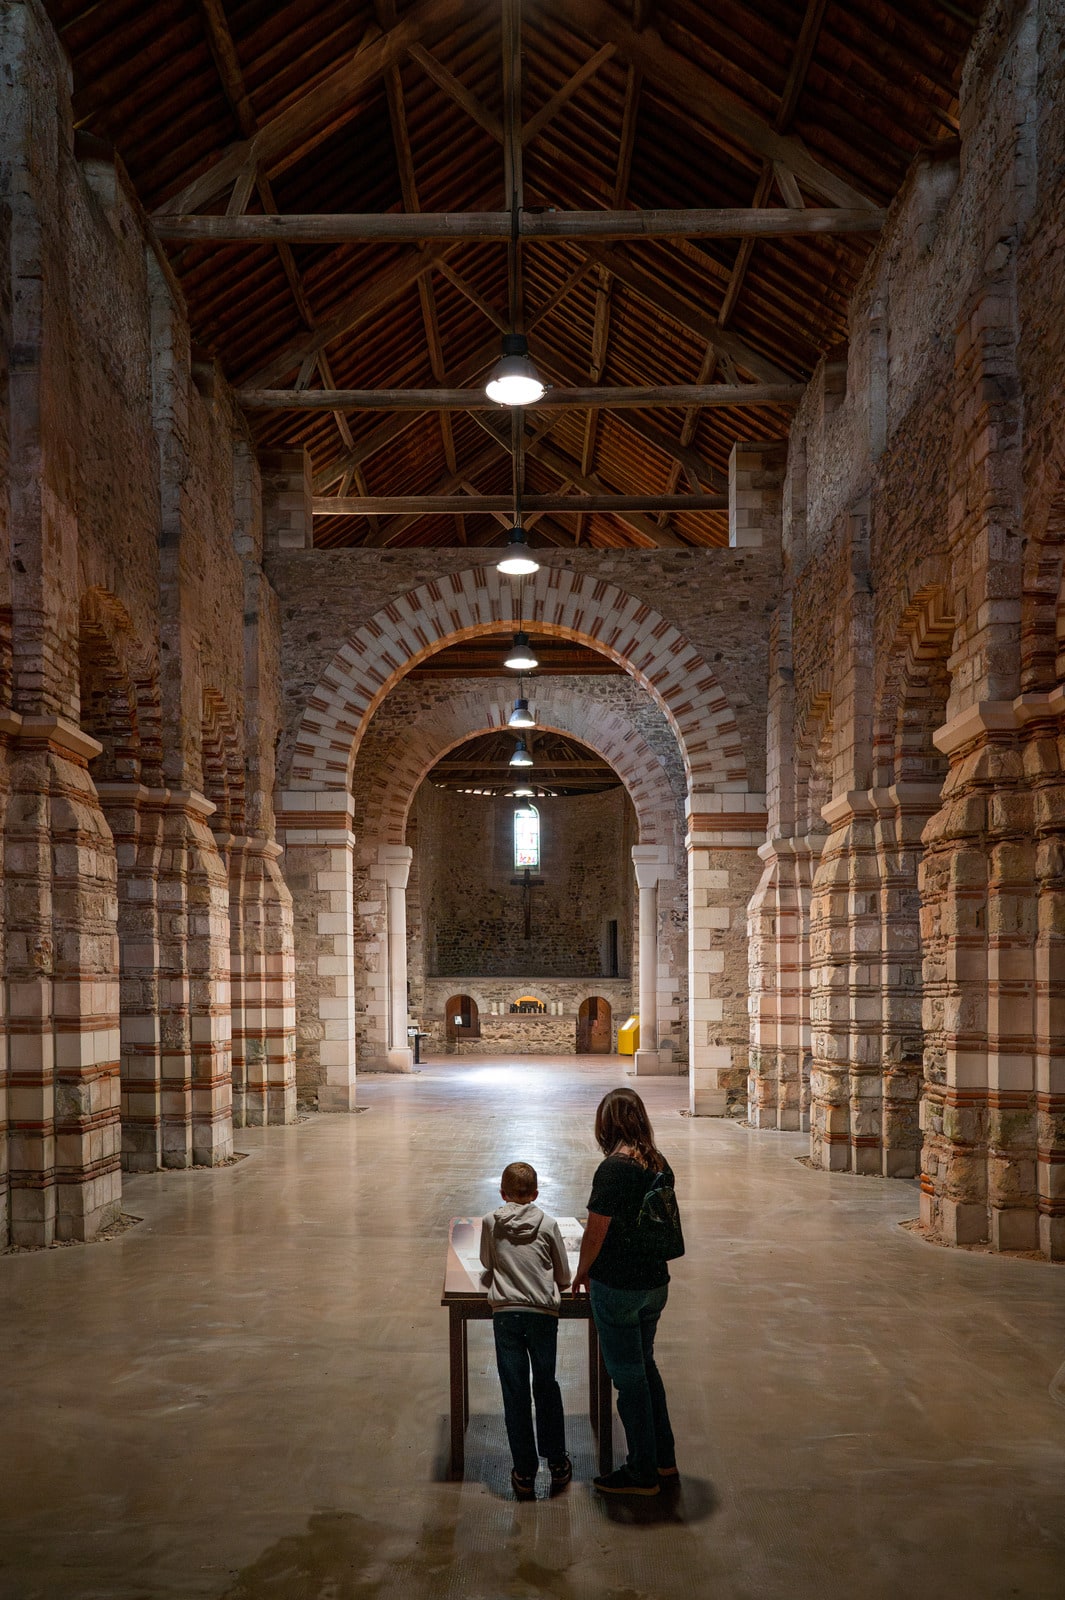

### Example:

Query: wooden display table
xmin=442 ymin=1216 xmax=613 ymax=1480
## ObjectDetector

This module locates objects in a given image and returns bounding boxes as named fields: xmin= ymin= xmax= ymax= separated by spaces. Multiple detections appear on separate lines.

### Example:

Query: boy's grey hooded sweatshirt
xmin=479 ymin=1202 xmax=571 ymax=1315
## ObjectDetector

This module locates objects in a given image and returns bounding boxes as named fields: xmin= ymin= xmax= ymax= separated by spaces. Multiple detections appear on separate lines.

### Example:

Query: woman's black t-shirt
xmin=587 ymin=1154 xmax=673 ymax=1290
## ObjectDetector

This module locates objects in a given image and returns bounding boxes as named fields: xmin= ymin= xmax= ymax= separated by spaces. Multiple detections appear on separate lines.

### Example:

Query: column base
xmin=633 ymin=1048 xmax=672 ymax=1076
xmin=319 ymin=1083 xmax=358 ymax=1113
xmin=385 ymin=1048 xmax=415 ymax=1073
xmin=689 ymin=1083 xmax=728 ymax=1116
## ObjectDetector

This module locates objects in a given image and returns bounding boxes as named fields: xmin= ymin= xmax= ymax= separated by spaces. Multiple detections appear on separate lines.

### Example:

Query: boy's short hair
xmin=501 ymin=1161 xmax=537 ymax=1200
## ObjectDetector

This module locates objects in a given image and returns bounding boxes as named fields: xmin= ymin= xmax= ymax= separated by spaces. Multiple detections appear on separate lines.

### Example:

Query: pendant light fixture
xmin=485 ymin=333 xmax=545 ymax=407
xmin=509 ymin=739 xmax=534 ymax=768
xmin=508 ymin=677 xmax=536 ymax=728
xmin=504 ymin=631 xmax=538 ymax=671
xmin=497 ymin=519 xmax=539 ymax=576
xmin=510 ymin=786 xmax=536 ymax=798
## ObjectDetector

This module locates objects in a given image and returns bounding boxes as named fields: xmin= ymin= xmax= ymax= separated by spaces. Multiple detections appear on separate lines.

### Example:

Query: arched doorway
xmin=445 ymin=995 xmax=480 ymax=1045
xmin=577 ymin=997 xmax=612 ymax=1055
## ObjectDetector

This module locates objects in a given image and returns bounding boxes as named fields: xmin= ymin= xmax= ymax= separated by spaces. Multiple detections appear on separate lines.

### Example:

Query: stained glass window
xmin=514 ymin=805 xmax=540 ymax=870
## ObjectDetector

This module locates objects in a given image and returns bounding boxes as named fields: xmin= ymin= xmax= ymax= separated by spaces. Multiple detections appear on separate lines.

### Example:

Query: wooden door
xmin=577 ymin=997 xmax=612 ymax=1054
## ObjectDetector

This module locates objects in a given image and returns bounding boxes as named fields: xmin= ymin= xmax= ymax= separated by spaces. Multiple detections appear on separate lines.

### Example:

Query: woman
xmin=573 ymin=1086 xmax=680 ymax=1496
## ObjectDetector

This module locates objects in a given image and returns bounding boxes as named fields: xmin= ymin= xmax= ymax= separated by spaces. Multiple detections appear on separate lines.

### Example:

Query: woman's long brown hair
xmin=594 ymin=1087 xmax=665 ymax=1171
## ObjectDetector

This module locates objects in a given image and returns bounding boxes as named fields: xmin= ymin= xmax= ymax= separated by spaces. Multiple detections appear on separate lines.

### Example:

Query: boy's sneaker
xmin=592 ymin=1466 xmax=660 ymax=1497
xmin=548 ymin=1456 xmax=572 ymax=1490
xmin=511 ymin=1468 xmax=537 ymax=1501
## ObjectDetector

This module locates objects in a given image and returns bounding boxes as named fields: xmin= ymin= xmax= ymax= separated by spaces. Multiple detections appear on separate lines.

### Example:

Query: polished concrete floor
xmin=3 ymin=1055 xmax=1065 ymax=1600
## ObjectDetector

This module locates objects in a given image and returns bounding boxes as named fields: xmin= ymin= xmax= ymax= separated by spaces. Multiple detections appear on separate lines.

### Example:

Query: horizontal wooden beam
xmin=434 ymin=761 xmax=615 ymax=771
xmin=240 ymin=383 xmax=802 ymax=410
xmin=313 ymin=493 xmax=727 ymax=514
xmin=155 ymin=206 xmax=883 ymax=244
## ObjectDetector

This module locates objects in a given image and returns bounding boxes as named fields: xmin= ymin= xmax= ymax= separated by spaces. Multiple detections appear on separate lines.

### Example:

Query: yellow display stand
xmin=617 ymin=1015 xmax=639 ymax=1055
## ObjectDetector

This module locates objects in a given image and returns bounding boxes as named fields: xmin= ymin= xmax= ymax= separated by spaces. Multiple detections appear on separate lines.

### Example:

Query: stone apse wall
xmin=748 ymin=0 xmax=1065 ymax=1258
xmin=0 ymin=0 xmax=297 ymax=1246
xmin=416 ymin=786 xmax=636 ymax=979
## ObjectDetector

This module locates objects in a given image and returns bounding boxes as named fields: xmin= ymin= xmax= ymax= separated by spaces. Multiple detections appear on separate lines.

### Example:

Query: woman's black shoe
xmin=549 ymin=1456 xmax=572 ymax=1489
xmin=593 ymin=1466 xmax=660 ymax=1496
xmin=511 ymin=1468 xmax=537 ymax=1501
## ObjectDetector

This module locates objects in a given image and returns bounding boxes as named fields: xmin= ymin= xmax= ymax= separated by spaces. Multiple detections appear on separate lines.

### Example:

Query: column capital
xmin=631 ymin=843 xmax=674 ymax=888
xmin=932 ymin=700 xmax=1017 ymax=756
xmin=373 ymin=842 xmax=413 ymax=891
xmin=820 ymin=789 xmax=877 ymax=828
xmin=16 ymin=714 xmax=102 ymax=763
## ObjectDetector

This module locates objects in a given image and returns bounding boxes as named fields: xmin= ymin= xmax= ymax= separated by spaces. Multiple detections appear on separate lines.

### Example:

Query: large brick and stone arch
xmin=287 ymin=567 xmax=750 ymax=799
xmin=349 ymin=684 xmax=688 ymax=1074
xmin=280 ymin=575 xmax=759 ymax=1117
xmin=354 ymin=685 xmax=681 ymax=847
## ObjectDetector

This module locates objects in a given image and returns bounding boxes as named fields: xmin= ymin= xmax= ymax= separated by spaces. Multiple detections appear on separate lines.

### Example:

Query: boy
xmin=479 ymin=1161 xmax=572 ymax=1499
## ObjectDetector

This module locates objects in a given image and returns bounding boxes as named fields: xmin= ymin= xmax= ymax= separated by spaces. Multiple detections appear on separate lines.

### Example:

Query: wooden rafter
xmin=579 ymin=60 xmax=641 ymax=542
xmin=577 ymin=241 xmax=795 ymax=382
xmin=469 ymin=412 xmax=688 ymax=550
xmin=242 ymin=241 xmax=459 ymax=388
xmin=406 ymin=43 xmax=505 ymax=144
xmin=356 ymin=414 xmax=558 ymax=548
xmin=522 ymin=44 xmax=617 ymax=146
xmin=197 ymin=0 xmax=363 ymax=498
xmin=720 ymin=0 xmax=830 ymax=330
xmin=377 ymin=0 xmax=464 ymax=541
xmin=310 ymin=333 xmax=501 ymax=491
xmin=538 ymin=0 xmax=878 ymax=209
xmin=156 ymin=0 xmax=480 ymax=215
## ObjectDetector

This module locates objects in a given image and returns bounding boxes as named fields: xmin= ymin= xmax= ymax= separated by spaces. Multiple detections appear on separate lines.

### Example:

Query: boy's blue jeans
xmin=589 ymin=1280 xmax=675 ymax=1482
xmin=493 ymin=1311 xmax=566 ymax=1477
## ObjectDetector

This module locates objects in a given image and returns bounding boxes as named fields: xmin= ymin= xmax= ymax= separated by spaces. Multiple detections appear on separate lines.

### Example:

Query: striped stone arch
xmin=352 ymin=684 xmax=683 ymax=847
xmin=291 ymin=567 xmax=748 ymax=796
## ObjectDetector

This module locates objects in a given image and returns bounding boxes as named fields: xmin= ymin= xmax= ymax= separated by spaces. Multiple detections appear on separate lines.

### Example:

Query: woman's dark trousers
xmin=589 ymin=1280 xmax=674 ymax=1482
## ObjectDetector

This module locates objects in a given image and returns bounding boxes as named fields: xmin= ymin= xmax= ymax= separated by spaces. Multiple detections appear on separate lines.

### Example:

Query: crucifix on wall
xmin=510 ymin=866 xmax=544 ymax=939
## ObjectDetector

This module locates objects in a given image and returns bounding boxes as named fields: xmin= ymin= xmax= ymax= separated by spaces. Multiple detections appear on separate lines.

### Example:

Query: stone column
xmin=631 ymin=844 xmax=673 ymax=1075
xmin=5 ymin=717 xmax=123 ymax=1245
xmin=728 ymin=440 xmax=787 ymax=550
xmin=260 ymin=450 xmax=314 ymax=552
xmin=687 ymin=797 xmax=768 ymax=1115
xmin=809 ymin=790 xmax=882 ymax=1173
xmin=921 ymin=699 xmax=1053 ymax=1254
xmin=747 ymin=834 xmax=822 ymax=1131
xmin=156 ymin=790 xmax=234 ymax=1168
xmin=236 ymin=837 xmax=297 ymax=1126
xmin=374 ymin=844 xmax=414 ymax=1073
xmin=873 ymin=782 xmax=944 ymax=1178
xmin=94 ymin=782 xmax=167 ymax=1172
xmin=276 ymin=791 xmax=358 ymax=1111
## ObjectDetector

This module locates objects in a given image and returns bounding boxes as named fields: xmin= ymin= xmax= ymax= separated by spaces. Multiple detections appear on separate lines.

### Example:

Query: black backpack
xmin=636 ymin=1168 xmax=685 ymax=1260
